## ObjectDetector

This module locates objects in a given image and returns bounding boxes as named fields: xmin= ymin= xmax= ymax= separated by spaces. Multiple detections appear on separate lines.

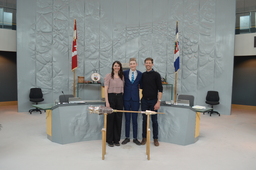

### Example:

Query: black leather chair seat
xmin=30 ymin=98 xmax=44 ymax=103
xmin=206 ymin=101 xmax=219 ymax=105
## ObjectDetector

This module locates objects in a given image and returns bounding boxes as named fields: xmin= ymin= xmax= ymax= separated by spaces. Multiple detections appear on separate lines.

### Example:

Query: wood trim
xmin=0 ymin=101 xmax=18 ymax=106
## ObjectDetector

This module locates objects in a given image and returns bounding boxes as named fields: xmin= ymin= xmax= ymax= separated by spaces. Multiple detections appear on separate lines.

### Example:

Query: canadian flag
xmin=72 ymin=19 xmax=77 ymax=70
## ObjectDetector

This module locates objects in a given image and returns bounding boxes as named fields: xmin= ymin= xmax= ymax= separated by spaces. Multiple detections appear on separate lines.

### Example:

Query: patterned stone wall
xmin=17 ymin=0 xmax=235 ymax=114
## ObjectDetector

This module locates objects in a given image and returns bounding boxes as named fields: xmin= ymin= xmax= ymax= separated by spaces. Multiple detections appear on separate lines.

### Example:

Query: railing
xmin=0 ymin=7 xmax=16 ymax=30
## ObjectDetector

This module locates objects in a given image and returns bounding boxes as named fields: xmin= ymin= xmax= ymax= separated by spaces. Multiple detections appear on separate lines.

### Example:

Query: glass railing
xmin=236 ymin=11 xmax=256 ymax=34
xmin=0 ymin=7 xmax=16 ymax=30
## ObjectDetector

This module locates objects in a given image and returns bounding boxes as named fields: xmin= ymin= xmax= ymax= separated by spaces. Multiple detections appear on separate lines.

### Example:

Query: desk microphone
xmin=62 ymin=91 xmax=68 ymax=104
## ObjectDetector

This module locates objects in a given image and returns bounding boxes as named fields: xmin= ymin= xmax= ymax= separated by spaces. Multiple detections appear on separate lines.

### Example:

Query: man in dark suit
xmin=122 ymin=58 xmax=142 ymax=145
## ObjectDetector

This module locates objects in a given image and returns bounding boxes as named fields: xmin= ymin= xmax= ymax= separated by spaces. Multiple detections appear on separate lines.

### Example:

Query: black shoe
xmin=108 ymin=142 xmax=114 ymax=147
xmin=114 ymin=142 xmax=120 ymax=146
xmin=133 ymin=139 xmax=141 ymax=145
xmin=121 ymin=138 xmax=130 ymax=145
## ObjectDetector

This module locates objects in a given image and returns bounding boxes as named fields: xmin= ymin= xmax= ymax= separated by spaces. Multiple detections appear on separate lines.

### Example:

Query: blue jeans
xmin=141 ymin=98 xmax=158 ymax=139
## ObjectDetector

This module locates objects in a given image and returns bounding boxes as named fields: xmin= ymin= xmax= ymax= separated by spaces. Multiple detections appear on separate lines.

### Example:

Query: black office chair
xmin=59 ymin=94 xmax=74 ymax=104
xmin=29 ymin=88 xmax=44 ymax=114
xmin=178 ymin=94 xmax=194 ymax=107
xmin=204 ymin=91 xmax=220 ymax=116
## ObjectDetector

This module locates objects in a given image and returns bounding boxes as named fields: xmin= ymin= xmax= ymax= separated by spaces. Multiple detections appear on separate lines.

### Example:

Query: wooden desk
xmin=192 ymin=106 xmax=212 ymax=138
xmin=33 ymin=103 xmax=55 ymax=136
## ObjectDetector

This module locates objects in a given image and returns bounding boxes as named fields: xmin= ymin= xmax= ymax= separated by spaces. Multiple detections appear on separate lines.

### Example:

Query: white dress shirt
xmin=129 ymin=69 xmax=137 ymax=82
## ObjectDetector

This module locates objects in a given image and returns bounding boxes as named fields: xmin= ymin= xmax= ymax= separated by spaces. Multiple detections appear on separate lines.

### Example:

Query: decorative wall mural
xmin=18 ymin=0 xmax=235 ymax=114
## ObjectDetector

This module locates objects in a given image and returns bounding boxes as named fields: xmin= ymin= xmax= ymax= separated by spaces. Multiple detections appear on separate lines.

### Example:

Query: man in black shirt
xmin=140 ymin=57 xmax=163 ymax=146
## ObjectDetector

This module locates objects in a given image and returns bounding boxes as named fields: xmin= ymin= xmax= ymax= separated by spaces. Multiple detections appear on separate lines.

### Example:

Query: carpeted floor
xmin=0 ymin=104 xmax=255 ymax=170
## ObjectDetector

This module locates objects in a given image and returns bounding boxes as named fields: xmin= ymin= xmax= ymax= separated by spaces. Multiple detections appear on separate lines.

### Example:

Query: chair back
xmin=59 ymin=94 xmax=74 ymax=104
xmin=178 ymin=94 xmax=194 ymax=107
xmin=206 ymin=91 xmax=219 ymax=102
xmin=29 ymin=88 xmax=43 ymax=99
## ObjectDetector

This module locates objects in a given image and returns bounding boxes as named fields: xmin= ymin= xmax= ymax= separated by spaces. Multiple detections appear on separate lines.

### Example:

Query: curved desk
xmin=158 ymin=105 xmax=199 ymax=145
xmin=35 ymin=102 xmax=206 ymax=145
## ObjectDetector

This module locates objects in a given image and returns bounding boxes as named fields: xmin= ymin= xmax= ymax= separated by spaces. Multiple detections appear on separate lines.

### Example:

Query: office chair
xmin=178 ymin=94 xmax=194 ymax=107
xmin=59 ymin=94 xmax=74 ymax=104
xmin=29 ymin=88 xmax=44 ymax=114
xmin=204 ymin=91 xmax=220 ymax=116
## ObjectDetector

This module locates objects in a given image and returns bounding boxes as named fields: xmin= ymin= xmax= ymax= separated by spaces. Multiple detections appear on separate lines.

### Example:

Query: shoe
xmin=133 ymin=139 xmax=141 ymax=145
xmin=114 ymin=142 xmax=120 ymax=146
xmin=121 ymin=138 xmax=130 ymax=145
xmin=154 ymin=139 xmax=159 ymax=146
xmin=141 ymin=138 xmax=146 ymax=145
xmin=108 ymin=142 xmax=114 ymax=147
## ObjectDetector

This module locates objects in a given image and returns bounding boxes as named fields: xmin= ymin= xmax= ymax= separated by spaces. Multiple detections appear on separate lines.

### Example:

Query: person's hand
xmin=154 ymin=101 xmax=160 ymax=110
xmin=106 ymin=102 xmax=110 ymax=108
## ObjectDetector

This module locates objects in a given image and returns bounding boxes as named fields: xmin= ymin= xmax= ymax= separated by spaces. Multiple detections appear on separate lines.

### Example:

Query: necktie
xmin=131 ymin=72 xmax=135 ymax=83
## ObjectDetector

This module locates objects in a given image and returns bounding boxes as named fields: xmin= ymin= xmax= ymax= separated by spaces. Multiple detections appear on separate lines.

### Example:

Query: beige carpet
xmin=0 ymin=104 xmax=255 ymax=170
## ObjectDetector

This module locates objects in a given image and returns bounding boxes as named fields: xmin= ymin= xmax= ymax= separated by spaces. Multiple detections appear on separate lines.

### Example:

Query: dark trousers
xmin=141 ymin=98 xmax=158 ymax=139
xmin=123 ymin=100 xmax=140 ymax=139
xmin=107 ymin=93 xmax=123 ymax=144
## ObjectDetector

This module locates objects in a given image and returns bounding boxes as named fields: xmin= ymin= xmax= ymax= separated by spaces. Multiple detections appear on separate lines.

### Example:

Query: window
xmin=236 ymin=11 xmax=256 ymax=34
xmin=0 ymin=0 xmax=16 ymax=30
xmin=3 ymin=8 xmax=15 ymax=29
xmin=240 ymin=15 xmax=250 ymax=30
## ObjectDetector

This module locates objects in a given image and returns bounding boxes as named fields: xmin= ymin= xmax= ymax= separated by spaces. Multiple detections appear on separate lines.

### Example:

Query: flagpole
xmin=174 ymin=72 xmax=178 ymax=103
xmin=73 ymin=70 xmax=76 ymax=97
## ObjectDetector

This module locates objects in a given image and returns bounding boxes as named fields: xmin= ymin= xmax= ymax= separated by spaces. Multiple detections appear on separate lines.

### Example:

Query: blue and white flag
xmin=174 ymin=22 xmax=180 ymax=72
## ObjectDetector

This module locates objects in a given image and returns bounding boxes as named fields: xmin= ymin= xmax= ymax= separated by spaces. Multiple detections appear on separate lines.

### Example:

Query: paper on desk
xmin=165 ymin=101 xmax=174 ymax=105
xmin=192 ymin=105 xmax=206 ymax=109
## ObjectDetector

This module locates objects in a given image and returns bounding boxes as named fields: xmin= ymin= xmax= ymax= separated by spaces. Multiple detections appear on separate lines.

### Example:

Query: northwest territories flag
xmin=174 ymin=22 xmax=180 ymax=72
xmin=72 ymin=19 xmax=78 ymax=70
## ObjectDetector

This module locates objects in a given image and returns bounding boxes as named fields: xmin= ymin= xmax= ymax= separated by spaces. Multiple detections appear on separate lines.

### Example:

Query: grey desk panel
xmin=48 ymin=103 xmax=198 ymax=145
xmin=49 ymin=104 xmax=104 ymax=144
xmin=159 ymin=106 xmax=197 ymax=145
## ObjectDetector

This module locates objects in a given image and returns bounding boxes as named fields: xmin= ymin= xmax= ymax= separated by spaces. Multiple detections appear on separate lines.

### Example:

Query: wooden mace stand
xmin=101 ymin=113 xmax=107 ymax=160
xmin=146 ymin=113 xmax=151 ymax=160
xmin=101 ymin=110 xmax=164 ymax=160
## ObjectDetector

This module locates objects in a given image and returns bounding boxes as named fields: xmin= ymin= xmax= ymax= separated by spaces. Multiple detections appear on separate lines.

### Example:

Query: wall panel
xmin=17 ymin=0 xmax=236 ymax=115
